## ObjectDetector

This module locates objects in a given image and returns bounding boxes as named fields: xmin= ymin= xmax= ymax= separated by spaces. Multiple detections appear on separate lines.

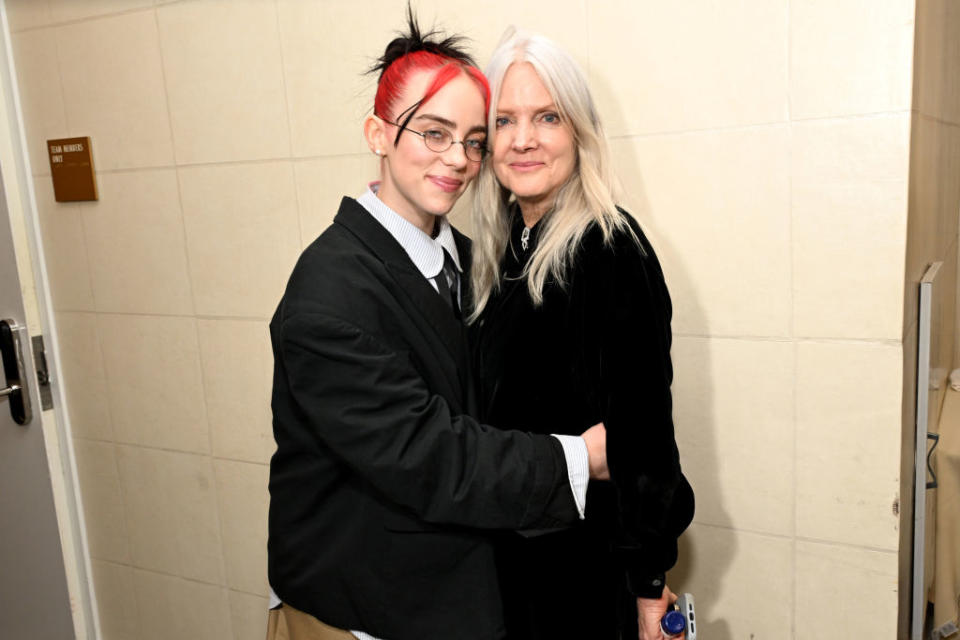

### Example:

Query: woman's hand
xmin=580 ymin=422 xmax=608 ymax=480
xmin=637 ymin=586 xmax=681 ymax=639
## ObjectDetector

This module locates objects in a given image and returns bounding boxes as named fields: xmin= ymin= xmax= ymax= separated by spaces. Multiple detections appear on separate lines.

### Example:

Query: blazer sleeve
xmin=278 ymin=310 xmax=578 ymax=530
xmin=585 ymin=227 xmax=695 ymax=599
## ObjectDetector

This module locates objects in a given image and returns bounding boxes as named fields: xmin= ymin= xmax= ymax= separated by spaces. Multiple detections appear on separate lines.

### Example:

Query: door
xmin=0 ymin=167 xmax=75 ymax=638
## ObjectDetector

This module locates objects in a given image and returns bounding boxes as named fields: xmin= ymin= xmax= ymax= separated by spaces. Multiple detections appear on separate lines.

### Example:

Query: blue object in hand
xmin=660 ymin=609 xmax=686 ymax=637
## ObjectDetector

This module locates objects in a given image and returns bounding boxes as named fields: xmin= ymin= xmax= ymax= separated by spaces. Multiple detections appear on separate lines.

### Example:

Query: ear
xmin=364 ymin=115 xmax=389 ymax=157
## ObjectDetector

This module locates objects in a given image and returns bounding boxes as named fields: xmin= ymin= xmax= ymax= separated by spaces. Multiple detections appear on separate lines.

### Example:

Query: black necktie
xmin=435 ymin=249 xmax=460 ymax=319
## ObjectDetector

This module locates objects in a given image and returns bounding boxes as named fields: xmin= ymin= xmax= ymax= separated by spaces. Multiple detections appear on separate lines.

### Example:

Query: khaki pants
xmin=266 ymin=603 xmax=355 ymax=640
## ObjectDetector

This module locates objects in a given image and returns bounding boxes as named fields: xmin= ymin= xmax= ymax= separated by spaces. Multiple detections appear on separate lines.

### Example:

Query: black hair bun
xmin=368 ymin=3 xmax=478 ymax=80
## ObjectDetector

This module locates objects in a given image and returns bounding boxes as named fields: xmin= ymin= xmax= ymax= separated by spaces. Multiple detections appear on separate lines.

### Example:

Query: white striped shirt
xmin=357 ymin=187 xmax=462 ymax=300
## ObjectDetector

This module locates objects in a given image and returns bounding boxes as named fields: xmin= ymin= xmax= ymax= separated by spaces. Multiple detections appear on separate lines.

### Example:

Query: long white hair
xmin=469 ymin=27 xmax=632 ymax=320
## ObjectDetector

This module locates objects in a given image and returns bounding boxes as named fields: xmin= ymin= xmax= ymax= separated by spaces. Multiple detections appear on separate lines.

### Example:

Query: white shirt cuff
xmin=551 ymin=434 xmax=589 ymax=519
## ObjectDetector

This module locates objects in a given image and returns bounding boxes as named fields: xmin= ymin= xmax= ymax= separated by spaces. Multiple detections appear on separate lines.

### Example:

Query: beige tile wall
xmin=5 ymin=0 xmax=925 ymax=638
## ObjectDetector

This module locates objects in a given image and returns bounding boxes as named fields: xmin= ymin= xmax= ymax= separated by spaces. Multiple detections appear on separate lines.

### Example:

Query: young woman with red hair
xmin=267 ymin=11 xmax=608 ymax=640
xmin=362 ymin=18 xmax=491 ymax=235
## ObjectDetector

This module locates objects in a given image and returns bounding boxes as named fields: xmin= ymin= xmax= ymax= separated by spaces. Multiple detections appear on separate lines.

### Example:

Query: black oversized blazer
xmin=268 ymin=197 xmax=579 ymax=640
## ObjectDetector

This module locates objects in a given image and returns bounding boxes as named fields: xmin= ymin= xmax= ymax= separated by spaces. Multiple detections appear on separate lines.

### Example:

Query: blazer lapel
xmin=387 ymin=260 xmax=466 ymax=360
xmin=451 ymin=229 xmax=477 ymax=412
xmin=332 ymin=198 xmax=466 ymax=392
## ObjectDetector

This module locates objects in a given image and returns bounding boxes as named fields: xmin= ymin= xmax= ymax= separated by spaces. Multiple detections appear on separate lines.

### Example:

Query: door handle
xmin=1 ymin=319 xmax=32 ymax=425
xmin=0 ymin=383 xmax=21 ymax=397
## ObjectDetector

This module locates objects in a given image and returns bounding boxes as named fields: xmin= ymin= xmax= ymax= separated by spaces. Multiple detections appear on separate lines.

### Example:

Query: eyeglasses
xmin=385 ymin=120 xmax=488 ymax=162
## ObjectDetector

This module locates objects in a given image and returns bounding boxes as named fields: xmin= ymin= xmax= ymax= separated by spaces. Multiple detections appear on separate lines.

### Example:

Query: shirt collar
xmin=357 ymin=184 xmax=461 ymax=279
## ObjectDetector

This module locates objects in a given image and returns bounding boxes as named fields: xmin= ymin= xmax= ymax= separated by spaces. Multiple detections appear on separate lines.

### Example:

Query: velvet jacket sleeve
xmin=277 ymin=309 xmax=578 ymax=530
xmin=580 ymin=212 xmax=695 ymax=598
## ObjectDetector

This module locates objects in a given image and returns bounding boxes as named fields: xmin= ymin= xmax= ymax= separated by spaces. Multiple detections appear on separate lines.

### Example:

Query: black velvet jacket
xmin=471 ymin=207 xmax=694 ymax=615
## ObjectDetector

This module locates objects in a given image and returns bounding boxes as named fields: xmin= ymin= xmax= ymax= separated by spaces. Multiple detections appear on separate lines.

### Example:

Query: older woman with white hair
xmin=469 ymin=28 xmax=695 ymax=640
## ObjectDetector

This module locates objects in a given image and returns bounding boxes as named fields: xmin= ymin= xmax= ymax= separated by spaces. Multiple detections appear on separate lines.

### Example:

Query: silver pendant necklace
xmin=520 ymin=226 xmax=531 ymax=251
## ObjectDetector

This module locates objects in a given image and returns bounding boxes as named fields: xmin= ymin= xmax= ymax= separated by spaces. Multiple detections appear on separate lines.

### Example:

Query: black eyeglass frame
xmin=377 ymin=103 xmax=488 ymax=162
xmin=386 ymin=120 xmax=488 ymax=162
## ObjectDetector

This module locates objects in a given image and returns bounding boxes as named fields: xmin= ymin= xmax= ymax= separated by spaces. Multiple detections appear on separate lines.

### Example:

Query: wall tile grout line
xmin=791 ymin=340 xmax=800 ymax=640
xmin=783 ymin=109 xmax=914 ymax=125
xmin=608 ymin=120 xmax=791 ymax=142
xmin=152 ymin=8 xmax=234 ymax=635
xmin=792 ymin=535 xmax=901 ymax=556
xmin=74 ymin=432 xmax=270 ymax=464
xmin=691 ymin=519 xmax=900 ymax=555
xmin=75 ymin=433 xmax=274 ymax=467
xmin=272 ymin=0 xmax=306 ymax=250
xmin=10 ymin=5 xmax=156 ymax=35
xmin=583 ymin=0 xmax=591 ymax=80
xmin=152 ymin=5 xmax=196 ymax=319
xmin=50 ymin=308 xmax=272 ymax=322
xmin=673 ymin=332 xmax=902 ymax=347
xmin=107 ymin=439 xmax=143 ymax=634
xmin=786 ymin=1 xmax=798 ymax=634
xmin=95 ymin=557 xmax=271 ymax=602
xmin=207 ymin=452 xmax=237 ymax=640
xmin=606 ymin=109 xmax=913 ymax=144
xmin=31 ymin=152 xmax=376 ymax=181
xmin=54 ymin=317 xmax=907 ymax=346
xmin=272 ymin=0 xmax=295 ymax=163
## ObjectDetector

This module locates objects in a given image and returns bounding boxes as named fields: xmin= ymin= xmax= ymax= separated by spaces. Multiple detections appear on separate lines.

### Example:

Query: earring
xmin=374 ymin=149 xmax=382 ymax=156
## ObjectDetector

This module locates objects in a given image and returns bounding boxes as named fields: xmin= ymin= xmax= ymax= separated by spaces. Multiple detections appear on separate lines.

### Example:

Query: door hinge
xmin=31 ymin=335 xmax=53 ymax=411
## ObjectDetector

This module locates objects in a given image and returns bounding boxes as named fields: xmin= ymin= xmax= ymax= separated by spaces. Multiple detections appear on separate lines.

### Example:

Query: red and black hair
xmin=369 ymin=7 xmax=491 ymax=146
